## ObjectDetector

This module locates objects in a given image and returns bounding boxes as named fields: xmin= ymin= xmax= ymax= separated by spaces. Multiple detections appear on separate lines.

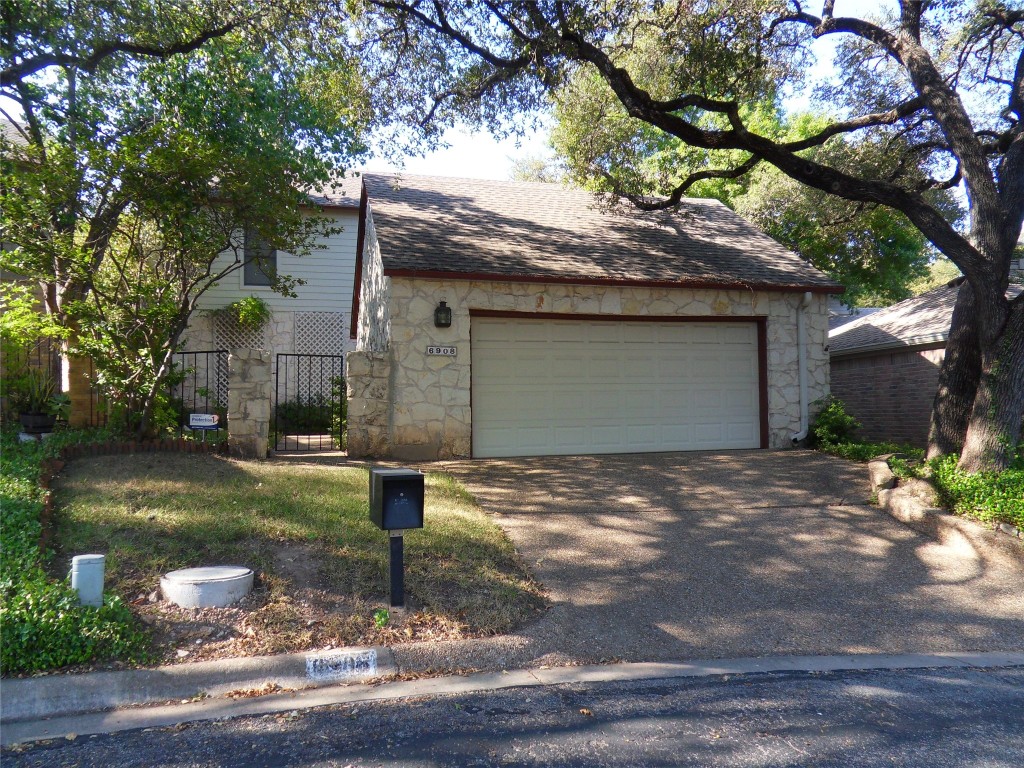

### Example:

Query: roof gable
xmin=361 ymin=173 xmax=842 ymax=292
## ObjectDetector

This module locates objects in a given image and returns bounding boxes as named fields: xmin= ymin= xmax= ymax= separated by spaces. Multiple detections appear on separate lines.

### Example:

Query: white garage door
xmin=471 ymin=317 xmax=762 ymax=458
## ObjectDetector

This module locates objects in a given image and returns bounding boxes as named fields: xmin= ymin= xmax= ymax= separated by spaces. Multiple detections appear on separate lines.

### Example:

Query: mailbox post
xmin=369 ymin=468 xmax=424 ymax=608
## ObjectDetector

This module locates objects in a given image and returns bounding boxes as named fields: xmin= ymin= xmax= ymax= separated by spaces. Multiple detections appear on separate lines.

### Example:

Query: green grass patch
xmin=817 ymin=440 xmax=924 ymax=463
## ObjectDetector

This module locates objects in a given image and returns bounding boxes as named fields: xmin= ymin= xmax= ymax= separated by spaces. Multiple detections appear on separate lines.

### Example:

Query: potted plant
xmin=14 ymin=369 xmax=58 ymax=434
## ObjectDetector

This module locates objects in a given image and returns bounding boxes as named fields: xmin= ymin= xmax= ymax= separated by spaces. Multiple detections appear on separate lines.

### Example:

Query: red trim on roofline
xmin=350 ymin=183 xmax=368 ymax=340
xmin=470 ymin=310 xmax=766 ymax=323
xmin=386 ymin=268 xmax=844 ymax=294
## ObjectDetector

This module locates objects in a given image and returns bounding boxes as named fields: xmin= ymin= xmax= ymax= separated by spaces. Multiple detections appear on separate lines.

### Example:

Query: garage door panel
xmin=723 ymin=324 xmax=755 ymax=344
xmin=472 ymin=318 xmax=760 ymax=457
xmin=623 ymin=325 xmax=659 ymax=343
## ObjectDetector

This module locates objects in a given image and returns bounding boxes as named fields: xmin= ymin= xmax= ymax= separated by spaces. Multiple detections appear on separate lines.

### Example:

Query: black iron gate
xmin=170 ymin=350 xmax=229 ymax=440
xmin=274 ymin=353 xmax=345 ymax=451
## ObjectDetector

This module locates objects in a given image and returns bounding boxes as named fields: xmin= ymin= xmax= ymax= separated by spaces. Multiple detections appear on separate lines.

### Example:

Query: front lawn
xmin=52 ymin=453 xmax=546 ymax=664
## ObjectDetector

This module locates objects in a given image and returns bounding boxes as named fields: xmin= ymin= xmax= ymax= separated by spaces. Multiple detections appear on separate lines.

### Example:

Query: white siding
xmin=195 ymin=209 xmax=359 ymax=315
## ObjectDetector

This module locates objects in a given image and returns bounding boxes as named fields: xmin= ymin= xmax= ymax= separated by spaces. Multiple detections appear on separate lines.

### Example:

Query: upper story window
xmin=243 ymin=225 xmax=276 ymax=287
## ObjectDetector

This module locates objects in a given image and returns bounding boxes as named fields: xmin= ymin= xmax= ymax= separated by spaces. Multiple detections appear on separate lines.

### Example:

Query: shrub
xmin=331 ymin=375 xmax=347 ymax=449
xmin=275 ymin=393 xmax=335 ymax=433
xmin=810 ymin=396 xmax=861 ymax=447
xmin=220 ymin=296 xmax=272 ymax=330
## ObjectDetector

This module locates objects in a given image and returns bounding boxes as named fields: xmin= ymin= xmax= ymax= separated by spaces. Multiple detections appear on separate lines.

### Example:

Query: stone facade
xmin=350 ymin=275 xmax=831 ymax=460
xmin=227 ymin=348 xmax=272 ymax=459
xmin=831 ymin=346 xmax=944 ymax=447
xmin=345 ymin=349 xmax=393 ymax=458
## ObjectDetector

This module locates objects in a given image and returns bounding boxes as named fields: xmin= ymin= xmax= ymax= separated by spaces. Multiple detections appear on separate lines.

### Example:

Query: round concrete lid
xmin=162 ymin=566 xmax=253 ymax=584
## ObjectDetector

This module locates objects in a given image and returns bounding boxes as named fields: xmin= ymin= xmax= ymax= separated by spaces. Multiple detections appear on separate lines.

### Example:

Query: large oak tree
xmin=353 ymin=0 xmax=1024 ymax=471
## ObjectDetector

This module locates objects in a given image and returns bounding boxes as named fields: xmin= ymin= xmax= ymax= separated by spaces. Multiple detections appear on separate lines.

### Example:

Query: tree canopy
xmin=1 ymin=0 xmax=369 ymax=434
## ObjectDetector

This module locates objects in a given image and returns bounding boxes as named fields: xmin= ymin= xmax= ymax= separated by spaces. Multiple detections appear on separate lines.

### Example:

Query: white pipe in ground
xmin=70 ymin=554 xmax=105 ymax=607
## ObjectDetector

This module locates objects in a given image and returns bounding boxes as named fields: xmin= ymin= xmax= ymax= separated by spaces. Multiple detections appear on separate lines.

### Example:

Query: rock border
xmin=868 ymin=458 xmax=1024 ymax=568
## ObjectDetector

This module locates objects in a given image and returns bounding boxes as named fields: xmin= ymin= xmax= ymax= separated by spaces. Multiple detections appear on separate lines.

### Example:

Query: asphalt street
xmin=5 ymin=665 xmax=1022 ymax=767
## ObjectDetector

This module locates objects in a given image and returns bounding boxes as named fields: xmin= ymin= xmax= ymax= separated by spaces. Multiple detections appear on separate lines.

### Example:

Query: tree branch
xmin=1 ymin=19 xmax=244 ymax=88
xmin=619 ymin=155 xmax=762 ymax=211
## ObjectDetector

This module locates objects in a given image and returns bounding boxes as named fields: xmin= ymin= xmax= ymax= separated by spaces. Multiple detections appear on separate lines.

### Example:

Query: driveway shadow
xmin=428 ymin=450 xmax=1024 ymax=666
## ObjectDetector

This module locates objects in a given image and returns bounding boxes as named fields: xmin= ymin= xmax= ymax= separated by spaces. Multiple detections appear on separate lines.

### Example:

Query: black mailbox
xmin=370 ymin=468 xmax=425 ymax=530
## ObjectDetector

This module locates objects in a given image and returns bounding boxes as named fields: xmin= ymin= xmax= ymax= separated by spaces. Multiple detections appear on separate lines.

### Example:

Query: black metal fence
xmin=274 ymin=353 xmax=345 ymax=451
xmin=170 ymin=350 xmax=229 ymax=440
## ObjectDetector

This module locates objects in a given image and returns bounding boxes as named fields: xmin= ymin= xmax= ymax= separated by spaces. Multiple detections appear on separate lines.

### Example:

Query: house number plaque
xmin=426 ymin=345 xmax=457 ymax=356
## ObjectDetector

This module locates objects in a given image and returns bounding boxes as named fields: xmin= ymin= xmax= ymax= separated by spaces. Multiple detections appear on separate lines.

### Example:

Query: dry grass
xmin=52 ymin=454 xmax=546 ymax=665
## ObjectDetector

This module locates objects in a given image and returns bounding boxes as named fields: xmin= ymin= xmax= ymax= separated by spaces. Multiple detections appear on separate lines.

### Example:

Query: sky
xmin=367 ymin=0 xmax=892 ymax=181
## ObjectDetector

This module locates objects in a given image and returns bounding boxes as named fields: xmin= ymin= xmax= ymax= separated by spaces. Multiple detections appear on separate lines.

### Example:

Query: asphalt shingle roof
xmin=829 ymin=279 xmax=1023 ymax=355
xmin=829 ymin=283 xmax=959 ymax=355
xmin=1 ymin=117 xmax=29 ymax=148
xmin=305 ymin=174 xmax=361 ymax=209
xmin=361 ymin=173 xmax=842 ymax=291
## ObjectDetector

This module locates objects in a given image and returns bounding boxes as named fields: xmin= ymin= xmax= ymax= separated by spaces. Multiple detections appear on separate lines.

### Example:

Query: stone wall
xmin=345 ymin=349 xmax=393 ymax=458
xmin=830 ymin=346 xmax=944 ymax=447
xmin=348 ymin=276 xmax=831 ymax=459
xmin=227 ymin=348 xmax=272 ymax=459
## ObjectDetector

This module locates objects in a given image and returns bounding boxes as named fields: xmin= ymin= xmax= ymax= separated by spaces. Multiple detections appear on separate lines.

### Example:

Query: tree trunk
xmin=958 ymin=300 xmax=1024 ymax=472
xmin=927 ymin=282 xmax=981 ymax=459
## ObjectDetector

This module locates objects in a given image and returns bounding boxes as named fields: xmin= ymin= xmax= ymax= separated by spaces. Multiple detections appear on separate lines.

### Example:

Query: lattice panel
xmin=295 ymin=312 xmax=345 ymax=355
xmin=213 ymin=314 xmax=267 ymax=352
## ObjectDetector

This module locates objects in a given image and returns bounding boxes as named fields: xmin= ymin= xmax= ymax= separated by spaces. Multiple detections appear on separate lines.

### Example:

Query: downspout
xmin=791 ymin=291 xmax=813 ymax=444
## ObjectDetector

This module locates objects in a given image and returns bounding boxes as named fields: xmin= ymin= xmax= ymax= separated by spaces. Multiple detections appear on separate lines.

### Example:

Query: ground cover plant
xmin=0 ymin=429 xmax=149 ymax=675
xmin=53 ymin=453 xmax=546 ymax=664
xmin=927 ymin=454 xmax=1024 ymax=531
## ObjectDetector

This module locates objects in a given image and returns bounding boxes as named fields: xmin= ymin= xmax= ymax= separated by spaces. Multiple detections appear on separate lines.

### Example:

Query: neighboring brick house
xmin=829 ymin=271 xmax=1024 ymax=447
xmin=347 ymin=173 xmax=842 ymax=460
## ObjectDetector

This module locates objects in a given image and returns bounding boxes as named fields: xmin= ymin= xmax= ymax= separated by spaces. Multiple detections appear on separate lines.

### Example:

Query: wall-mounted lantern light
xmin=434 ymin=301 xmax=452 ymax=328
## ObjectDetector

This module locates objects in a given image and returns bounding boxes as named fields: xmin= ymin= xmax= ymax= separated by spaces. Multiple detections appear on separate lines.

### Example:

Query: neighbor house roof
xmin=829 ymin=278 xmax=1023 ymax=357
xmin=1 ymin=117 xmax=29 ymax=148
xmin=360 ymin=173 xmax=843 ymax=292
xmin=829 ymin=283 xmax=959 ymax=356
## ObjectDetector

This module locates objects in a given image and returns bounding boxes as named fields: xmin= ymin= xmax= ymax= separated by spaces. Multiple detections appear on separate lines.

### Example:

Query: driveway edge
xmin=0 ymin=646 xmax=396 ymax=723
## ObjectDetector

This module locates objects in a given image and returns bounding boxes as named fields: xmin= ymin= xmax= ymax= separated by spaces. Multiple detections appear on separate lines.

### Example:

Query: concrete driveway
xmin=400 ymin=450 xmax=1024 ymax=670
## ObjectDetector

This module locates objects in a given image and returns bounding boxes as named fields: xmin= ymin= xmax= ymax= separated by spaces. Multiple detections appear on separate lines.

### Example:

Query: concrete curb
xmin=870 ymin=461 xmax=1024 ymax=569
xmin=3 ymin=651 xmax=1022 ymax=747
xmin=0 ymin=646 xmax=395 ymax=723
